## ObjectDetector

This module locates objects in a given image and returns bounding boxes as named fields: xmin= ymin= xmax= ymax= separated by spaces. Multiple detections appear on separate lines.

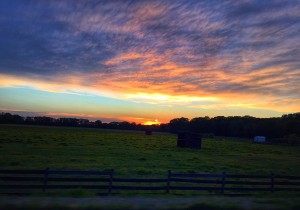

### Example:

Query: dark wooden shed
xmin=177 ymin=132 xmax=202 ymax=149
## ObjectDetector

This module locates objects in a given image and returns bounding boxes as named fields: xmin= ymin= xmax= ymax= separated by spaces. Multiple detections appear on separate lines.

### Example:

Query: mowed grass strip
xmin=0 ymin=124 xmax=300 ymax=177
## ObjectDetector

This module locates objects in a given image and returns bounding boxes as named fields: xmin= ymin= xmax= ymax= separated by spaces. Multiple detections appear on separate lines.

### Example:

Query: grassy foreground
xmin=1 ymin=124 xmax=299 ymax=176
xmin=0 ymin=196 xmax=300 ymax=210
xmin=1 ymin=124 xmax=300 ymax=208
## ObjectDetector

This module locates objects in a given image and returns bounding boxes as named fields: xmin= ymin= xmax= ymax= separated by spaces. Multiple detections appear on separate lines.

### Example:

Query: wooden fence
xmin=1 ymin=169 xmax=299 ymax=195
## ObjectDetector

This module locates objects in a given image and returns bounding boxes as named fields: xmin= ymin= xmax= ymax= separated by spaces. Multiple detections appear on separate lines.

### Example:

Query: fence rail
xmin=1 ymin=169 xmax=300 ymax=195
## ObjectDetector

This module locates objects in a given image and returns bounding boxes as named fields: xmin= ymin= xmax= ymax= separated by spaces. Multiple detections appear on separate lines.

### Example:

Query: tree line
xmin=0 ymin=112 xmax=159 ymax=131
xmin=169 ymin=114 xmax=300 ymax=139
xmin=1 ymin=112 xmax=299 ymax=142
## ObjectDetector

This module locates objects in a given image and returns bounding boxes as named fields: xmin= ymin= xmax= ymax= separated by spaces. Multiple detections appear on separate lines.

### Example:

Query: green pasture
xmin=1 ymin=124 xmax=299 ymax=176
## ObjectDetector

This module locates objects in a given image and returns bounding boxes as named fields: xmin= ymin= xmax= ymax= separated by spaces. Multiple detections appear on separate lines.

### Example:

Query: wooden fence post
xmin=166 ymin=170 xmax=171 ymax=193
xmin=221 ymin=172 xmax=226 ymax=195
xmin=43 ymin=168 xmax=49 ymax=193
xmin=270 ymin=172 xmax=275 ymax=192
xmin=108 ymin=169 xmax=114 ymax=195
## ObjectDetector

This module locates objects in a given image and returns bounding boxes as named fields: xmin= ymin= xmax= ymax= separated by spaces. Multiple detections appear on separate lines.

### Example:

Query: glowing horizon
xmin=0 ymin=1 xmax=299 ymax=124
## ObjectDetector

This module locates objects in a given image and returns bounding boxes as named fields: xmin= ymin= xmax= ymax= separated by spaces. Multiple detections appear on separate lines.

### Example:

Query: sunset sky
xmin=0 ymin=0 xmax=299 ymax=124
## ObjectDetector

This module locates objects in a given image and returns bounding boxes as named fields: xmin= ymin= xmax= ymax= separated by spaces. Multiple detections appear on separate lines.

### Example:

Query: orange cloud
xmin=1 ymin=69 xmax=299 ymax=115
xmin=1 ymin=38 xmax=299 ymax=118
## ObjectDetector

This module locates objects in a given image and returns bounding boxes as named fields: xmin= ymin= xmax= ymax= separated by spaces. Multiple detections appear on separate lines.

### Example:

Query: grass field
xmin=1 ymin=124 xmax=299 ymax=177
xmin=1 ymin=124 xmax=300 ymax=209
xmin=1 ymin=196 xmax=300 ymax=210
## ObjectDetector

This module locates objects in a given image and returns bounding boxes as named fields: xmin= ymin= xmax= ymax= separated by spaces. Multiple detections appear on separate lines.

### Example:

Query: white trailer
xmin=253 ymin=136 xmax=266 ymax=143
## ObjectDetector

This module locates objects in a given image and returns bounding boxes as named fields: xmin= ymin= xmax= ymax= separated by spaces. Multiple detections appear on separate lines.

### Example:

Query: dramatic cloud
xmin=0 ymin=0 xmax=299 ymax=120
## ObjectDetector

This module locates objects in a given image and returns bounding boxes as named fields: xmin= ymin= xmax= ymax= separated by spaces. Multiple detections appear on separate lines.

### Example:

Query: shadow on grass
xmin=1 ymin=201 xmax=300 ymax=210
xmin=0 ymin=204 xmax=132 ymax=210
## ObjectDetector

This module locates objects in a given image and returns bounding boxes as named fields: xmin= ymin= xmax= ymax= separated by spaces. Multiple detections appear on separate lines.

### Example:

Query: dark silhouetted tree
xmin=169 ymin=117 xmax=189 ymax=133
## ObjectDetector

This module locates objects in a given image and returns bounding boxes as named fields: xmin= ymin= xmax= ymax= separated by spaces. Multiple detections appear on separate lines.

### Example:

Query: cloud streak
xmin=0 ymin=0 xmax=299 ymax=119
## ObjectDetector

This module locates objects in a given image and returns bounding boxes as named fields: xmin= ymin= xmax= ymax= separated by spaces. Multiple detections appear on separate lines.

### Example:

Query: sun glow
xmin=143 ymin=119 xmax=161 ymax=125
